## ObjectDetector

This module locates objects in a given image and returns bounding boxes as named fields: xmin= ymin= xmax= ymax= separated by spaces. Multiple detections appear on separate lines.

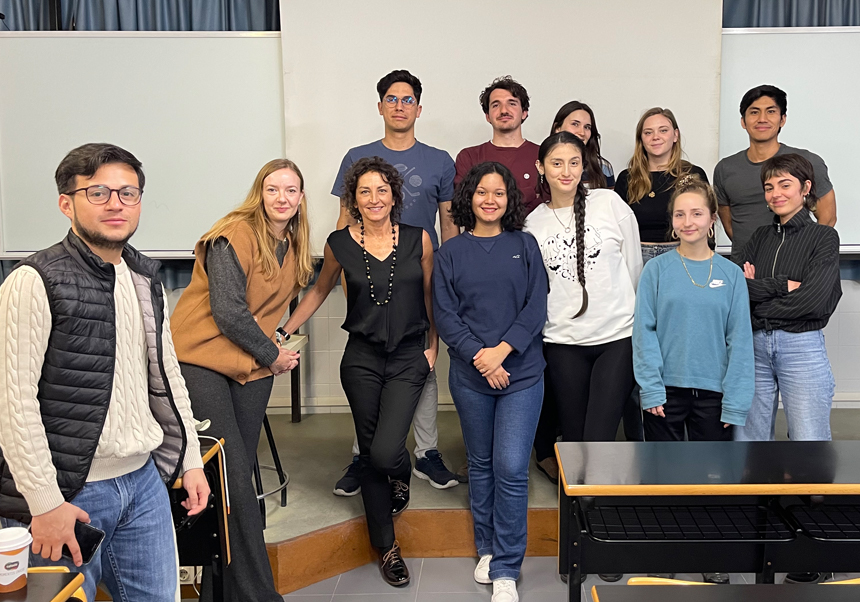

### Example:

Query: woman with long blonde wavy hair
xmin=170 ymin=158 xmax=312 ymax=602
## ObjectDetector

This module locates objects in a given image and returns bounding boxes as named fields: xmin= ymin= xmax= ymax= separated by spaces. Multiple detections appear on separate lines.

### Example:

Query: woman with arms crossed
xmin=434 ymin=162 xmax=547 ymax=602
xmin=735 ymin=154 xmax=841 ymax=443
xmin=282 ymin=156 xmax=436 ymax=587
xmin=171 ymin=159 xmax=313 ymax=601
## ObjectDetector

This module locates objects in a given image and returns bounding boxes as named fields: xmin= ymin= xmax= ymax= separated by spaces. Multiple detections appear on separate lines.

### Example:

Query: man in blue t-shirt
xmin=331 ymin=69 xmax=459 ymax=497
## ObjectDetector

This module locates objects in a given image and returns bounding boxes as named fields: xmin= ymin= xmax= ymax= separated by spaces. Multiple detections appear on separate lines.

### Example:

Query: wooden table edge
xmin=50 ymin=572 xmax=84 ymax=602
xmin=172 ymin=437 xmax=225 ymax=489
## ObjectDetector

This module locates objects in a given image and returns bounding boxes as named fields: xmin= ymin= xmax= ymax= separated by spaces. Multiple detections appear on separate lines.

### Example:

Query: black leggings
xmin=340 ymin=335 xmax=429 ymax=549
xmin=180 ymin=363 xmax=282 ymax=602
xmin=544 ymin=338 xmax=634 ymax=441
xmin=643 ymin=387 xmax=733 ymax=442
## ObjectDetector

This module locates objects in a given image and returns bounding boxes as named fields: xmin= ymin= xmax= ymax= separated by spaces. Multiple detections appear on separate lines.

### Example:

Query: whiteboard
xmin=0 ymin=32 xmax=285 ymax=256
xmin=719 ymin=28 xmax=860 ymax=252
xmin=279 ymin=0 xmax=724 ymax=254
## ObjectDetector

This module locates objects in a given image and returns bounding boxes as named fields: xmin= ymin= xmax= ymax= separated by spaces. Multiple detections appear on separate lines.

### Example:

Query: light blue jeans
xmin=735 ymin=329 xmax=835 ymax=441
xmin=449 ymin=364 xmax=543 ymax=581
xmin=640 ymin=242 xmax=679 ymax=265
xmin=2 ymin=457 xmax=176 ymax=602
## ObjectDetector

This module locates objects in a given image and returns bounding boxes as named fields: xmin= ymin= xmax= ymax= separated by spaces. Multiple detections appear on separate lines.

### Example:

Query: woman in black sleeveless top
xmin=283 ymin=157 xmax=437 ymax=587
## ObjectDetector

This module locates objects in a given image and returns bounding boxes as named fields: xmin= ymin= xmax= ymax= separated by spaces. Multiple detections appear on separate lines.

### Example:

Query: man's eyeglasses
xmin=383 ymin=95 xmax=416 ymax=106
xmin=66 ymin=185 xmax=143 ymax=206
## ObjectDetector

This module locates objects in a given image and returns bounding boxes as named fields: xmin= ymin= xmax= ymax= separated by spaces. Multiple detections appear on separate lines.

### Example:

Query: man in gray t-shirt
xmin=715 ymin=85 xmax=836 ymax=259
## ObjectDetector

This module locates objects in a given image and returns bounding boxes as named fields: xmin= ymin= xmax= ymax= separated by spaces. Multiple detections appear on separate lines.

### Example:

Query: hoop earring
xmin=671 ymin=230 xmax=679 ymax=240
xmin=708 ymin=226 xmax=715 ymax=238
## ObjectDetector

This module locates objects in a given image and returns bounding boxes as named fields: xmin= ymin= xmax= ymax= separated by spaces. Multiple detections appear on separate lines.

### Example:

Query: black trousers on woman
xmin=180 ymin=363 xmax=282 ymax=602
xmin=544 ymin=338 xmax=635 ymax=441
xmin=643 ymin=387 xmax=733 ymax=441
xmin=340 ymin=334 xmax=429 ymax=549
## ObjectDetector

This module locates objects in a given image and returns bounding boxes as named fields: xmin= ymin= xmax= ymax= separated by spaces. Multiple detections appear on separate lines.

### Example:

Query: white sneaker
xmin=492 ymin=579 xmax=518 ymax=602
xmin=474 ymin=554 xmax=492 ymax=584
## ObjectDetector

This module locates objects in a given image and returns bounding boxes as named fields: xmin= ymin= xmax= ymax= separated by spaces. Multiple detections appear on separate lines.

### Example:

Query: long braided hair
xmin=537 ymin=131 xmax=589 ymax=318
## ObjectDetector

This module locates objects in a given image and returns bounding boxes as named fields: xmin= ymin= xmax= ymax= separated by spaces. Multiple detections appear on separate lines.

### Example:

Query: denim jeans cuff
xmin=477 ymin=546 xmax=494 ymax=557
xmin=489 ymin=569 xmax=520 ymax=581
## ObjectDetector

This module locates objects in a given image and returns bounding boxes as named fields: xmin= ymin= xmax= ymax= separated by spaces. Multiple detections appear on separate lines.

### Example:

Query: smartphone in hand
xmin=61 ymin=521 xmax=105 ymax=565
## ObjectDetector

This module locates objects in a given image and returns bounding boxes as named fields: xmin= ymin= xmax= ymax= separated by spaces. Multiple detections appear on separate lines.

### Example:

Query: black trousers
xmin=544 ymin=338 xmax=634 ymax=442
xmin=180 ymin=363 xmax=282 ymax=602
xmin=532 ymin=348 xmax=558 ymax=462
xmin=643 ymin=387 xmax=733 ymax=442
xmin=340 ymin=334 xmax=429 ymax=549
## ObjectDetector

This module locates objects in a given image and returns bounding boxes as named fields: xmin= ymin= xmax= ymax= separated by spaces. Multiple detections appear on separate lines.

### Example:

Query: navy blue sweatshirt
xmin=433 ymin=230 xmax=548 ymax=394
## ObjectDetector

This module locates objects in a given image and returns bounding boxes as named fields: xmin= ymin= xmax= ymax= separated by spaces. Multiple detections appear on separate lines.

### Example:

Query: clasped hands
xmin=269 ymin=346 xmax=300 ymax=376
xmin=473 ymin=343 xmax=513 ymax=390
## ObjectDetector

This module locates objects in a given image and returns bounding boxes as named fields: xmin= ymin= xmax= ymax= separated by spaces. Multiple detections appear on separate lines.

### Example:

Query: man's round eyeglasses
xmin=383 ymin=95 xmax=416 ymax=106
xmin=66 ymin=185 xmax=143 ymax=206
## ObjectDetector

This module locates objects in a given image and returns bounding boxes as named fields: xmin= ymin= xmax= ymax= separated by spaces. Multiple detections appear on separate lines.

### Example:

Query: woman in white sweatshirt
xmin=524 ymin=131 xmax=642 ymax=446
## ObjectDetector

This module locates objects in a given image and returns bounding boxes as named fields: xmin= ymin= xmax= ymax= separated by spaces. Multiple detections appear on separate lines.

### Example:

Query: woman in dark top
xmin=434 ymin=162 xmax=547 ymax=602
xmin=283 ymin=156 xmax=436 ymax=587
xmin=171 ymin=158 xmax=313 ymax=602
xmin=735 ymin=153 xmax=841 ymax=443
xmin=615 ymin=107 xmax=708 ymax=265
xmin=550 ymin=100 xmax=615 ymax=189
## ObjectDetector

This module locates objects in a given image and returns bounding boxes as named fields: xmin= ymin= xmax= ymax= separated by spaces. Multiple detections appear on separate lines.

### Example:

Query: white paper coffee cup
xmin=0 ymin=527 xmax=32 ymax=592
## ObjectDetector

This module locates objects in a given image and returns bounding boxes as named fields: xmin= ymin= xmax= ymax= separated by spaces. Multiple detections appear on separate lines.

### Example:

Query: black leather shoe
xmin=391 ymin=480 xmax=410 ymax=516
xmin=379 ymin=542 xmax=410 ymax=587
xmin=703 ymin=572 xmax=730 ymax=584
xmin=599 ymin=574 xmax=623 ymax=582
xmin=784 ymin=572 xmax=833 ymax=584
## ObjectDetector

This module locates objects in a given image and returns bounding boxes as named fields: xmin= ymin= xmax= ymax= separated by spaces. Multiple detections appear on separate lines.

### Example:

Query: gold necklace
xmin=677 ymin=249 xmax=713 ymax=288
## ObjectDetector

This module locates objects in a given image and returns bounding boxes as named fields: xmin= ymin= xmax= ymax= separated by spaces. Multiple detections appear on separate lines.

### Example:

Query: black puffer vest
xmin=0 ymin=230 xmax=187 ymax=523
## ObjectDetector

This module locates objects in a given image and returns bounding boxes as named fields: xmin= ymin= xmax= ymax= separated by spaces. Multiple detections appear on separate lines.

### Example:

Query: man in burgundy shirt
xmin=455 ymin=76 xmax=542 ymax=213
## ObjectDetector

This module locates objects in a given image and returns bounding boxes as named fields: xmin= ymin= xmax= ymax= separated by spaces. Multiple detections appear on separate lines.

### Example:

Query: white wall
xmin=279 ymin=0 xmax=724 ymax=254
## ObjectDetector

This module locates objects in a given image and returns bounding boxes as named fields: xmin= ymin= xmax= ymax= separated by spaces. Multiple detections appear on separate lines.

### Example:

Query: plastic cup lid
xmin=0 ymin=527 xmax=32 ymax=551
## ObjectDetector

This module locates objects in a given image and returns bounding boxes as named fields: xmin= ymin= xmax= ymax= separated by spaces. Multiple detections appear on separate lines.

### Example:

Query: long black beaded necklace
xmin=360 ymin=218 xmax=397 ymax=306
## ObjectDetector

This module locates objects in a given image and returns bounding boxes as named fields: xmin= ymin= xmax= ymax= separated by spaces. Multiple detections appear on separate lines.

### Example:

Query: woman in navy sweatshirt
xmin=735 ymin=154 xmax=841 ymax=442
xmin=434 ymin=161 xmax=547 ymax=602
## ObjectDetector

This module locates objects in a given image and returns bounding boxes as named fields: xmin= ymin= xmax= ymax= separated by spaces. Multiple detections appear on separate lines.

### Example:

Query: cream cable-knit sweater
xmin=0 ymin=261 xmax=203 ymax=516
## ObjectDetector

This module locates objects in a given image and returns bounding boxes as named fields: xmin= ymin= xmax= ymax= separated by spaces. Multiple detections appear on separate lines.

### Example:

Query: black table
xmin=591 ymin=583 xmax=860 ymax=601
xmin=0 ymin=573 xmax=84 ymax=602
xmin=556 ymin=441 xmax=860 ymax=602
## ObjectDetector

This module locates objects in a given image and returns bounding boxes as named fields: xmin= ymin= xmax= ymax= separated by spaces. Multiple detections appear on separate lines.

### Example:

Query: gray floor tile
xmin=417 ymin=594 xmax=489 ymax=602
xmin=521 ymin=592 xmax=567 ymax=602
xmin=282 ymin=596 xmax=335 ymax=602
xmin=334 ymin=558 xmax=422 ymax=595
xmin=286 ymin=574 xmax=340 ymax=595
xmin=418 ymin=557 xmax=490 ymax=593
xmin=332 ymin=595 xmax=416 ymax=602
xmin=518 ymin=557 xmax=566 ymax=593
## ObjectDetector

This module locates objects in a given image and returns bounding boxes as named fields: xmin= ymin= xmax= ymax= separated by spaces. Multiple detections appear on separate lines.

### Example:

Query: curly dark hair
xmin=449 ymin=162 xmax=525 ymax=232
xmin=341 ymin=156 xmax=404 ymax=223
xmin=479 ymin=76 xmax=530 ymax=115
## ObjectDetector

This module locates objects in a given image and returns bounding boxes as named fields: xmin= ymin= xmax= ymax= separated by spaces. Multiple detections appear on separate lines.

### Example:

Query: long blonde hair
xmin=201 ymin=159 xmax=313 ymax=287
xmin=626 ymin=107 xmax=692 ymax=204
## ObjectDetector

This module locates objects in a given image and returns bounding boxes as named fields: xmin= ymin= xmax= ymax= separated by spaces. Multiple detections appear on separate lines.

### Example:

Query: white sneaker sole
xmin=412 ymin=467 xmax=459 ymax=489
xmin=333 ymin=486 xmax=361 ymax=497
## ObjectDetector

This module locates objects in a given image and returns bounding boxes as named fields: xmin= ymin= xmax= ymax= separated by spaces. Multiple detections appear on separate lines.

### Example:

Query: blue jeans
xmin=2 ymin=457 xmax=176 ymax=602
xmin=450 ymin=364 xmax=543 ymax=581
xmin=640 ymin=242 xmax=678 ymax=265
xmin=735 ymin=329 xmax=835 ymax=441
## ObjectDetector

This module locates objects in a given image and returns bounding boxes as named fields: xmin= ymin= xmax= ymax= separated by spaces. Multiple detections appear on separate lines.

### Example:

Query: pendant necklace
xmin=360 ymin=220 xmax=397 ymax=306
xmin=550 ymin=201 xmax=575 ymax=234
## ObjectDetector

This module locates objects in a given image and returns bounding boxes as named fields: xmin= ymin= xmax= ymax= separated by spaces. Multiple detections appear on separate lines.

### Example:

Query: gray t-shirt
xmin=714 ymin=143 xmax=833 ymax=258
xmin=332 ymin=140 xmax=455 ymax=250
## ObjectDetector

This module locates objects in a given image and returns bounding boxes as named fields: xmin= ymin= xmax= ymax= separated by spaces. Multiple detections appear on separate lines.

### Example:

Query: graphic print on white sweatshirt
xmin=538 ymin=226 xmax=602 ymax=284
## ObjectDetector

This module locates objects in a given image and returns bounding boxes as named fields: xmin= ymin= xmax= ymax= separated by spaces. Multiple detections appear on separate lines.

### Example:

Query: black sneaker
xmin=784 ymin=572 xmax=833 ymax=584
xmin=598 ymin=574 xmax=623 ymax=582
xmin=703 ymin=573 xmax=730 ymax=584
xmin=391 ymin=479 xmax=410 ymax=515
xmin=413 ymin=450 xmax=459 ymax=489
xmin=333 ymin=455 xmax=361 ymax=497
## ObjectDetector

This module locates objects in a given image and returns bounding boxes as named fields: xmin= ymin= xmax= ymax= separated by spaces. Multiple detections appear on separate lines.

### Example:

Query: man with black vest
xmin=0 ymin=143 xmax=209 ymax=602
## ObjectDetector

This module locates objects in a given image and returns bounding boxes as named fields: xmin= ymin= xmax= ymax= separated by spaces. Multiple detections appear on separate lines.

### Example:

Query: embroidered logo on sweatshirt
xmin=512 ymin=254 xmax=521 ymax=259
xmin=709 ymin=280 xmax=725 ymax=288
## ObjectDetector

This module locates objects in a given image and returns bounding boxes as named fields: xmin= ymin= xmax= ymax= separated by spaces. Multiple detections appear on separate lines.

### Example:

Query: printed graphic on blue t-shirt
xmin=332 ymin=140 xmax=456 ymax=250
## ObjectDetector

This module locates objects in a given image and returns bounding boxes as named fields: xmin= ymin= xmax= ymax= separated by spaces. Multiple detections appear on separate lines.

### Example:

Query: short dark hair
xmin=55 ymin=143 xmax=145 ymax=195
xmin=450 ymin=162 xmax=525 ymax=232
xmin=342 ymin=156 xmax=404 ymax=223
xmin=740 ymin=85 xmax=787 ymax=117
xmin=760 ymin=153 xmax=818 ymax=211
xmin=376 ymin=69 xmax=422 ymax=104
xmin=479 ymin=76 xmax=530 ymax=115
